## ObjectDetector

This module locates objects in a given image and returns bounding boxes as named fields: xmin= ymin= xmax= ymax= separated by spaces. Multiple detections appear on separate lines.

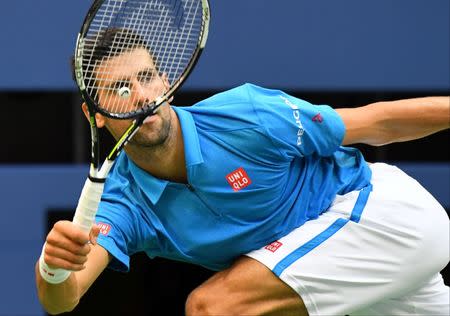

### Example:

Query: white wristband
xmin=39 ymin=244 xmax=71 ymax=284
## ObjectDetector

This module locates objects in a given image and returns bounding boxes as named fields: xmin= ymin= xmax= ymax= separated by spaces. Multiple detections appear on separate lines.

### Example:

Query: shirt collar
xmin=173 ymin=106 xmax=204 ymax=167
xmin=125 ymin=106 xmax=203 ymax=205
xmin=128 ymin=157 xmax=168 ymax=204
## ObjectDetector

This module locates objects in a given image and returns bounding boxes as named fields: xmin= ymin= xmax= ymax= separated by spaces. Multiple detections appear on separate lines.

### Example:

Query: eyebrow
xmin=137 ymin=67 xmax=157 ymax=78
xmin=104 ymin=67 xmax=157 ymax=91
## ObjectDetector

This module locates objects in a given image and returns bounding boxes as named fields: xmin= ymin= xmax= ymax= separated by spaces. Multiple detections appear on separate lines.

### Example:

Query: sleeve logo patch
xmin=265 ymin=241 xmax=283 ymax=253
xmin=312 ymin=113 xmax=323 ymax=123
xmin=226 ymin=167 xmax=252 ymax=192
xmin=97 ymin=222 xmax=111 ymax=236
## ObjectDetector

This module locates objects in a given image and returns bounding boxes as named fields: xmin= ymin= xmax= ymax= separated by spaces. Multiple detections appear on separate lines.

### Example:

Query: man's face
xmin=94 ymin=47 xmax=173 ymax=147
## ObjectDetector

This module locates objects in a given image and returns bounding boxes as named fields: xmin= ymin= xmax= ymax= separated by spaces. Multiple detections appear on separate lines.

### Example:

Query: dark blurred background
xmin=0 ymin=1 xmax=448 ymax=315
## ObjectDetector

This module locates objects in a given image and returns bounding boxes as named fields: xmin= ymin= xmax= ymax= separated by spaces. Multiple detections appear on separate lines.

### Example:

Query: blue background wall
xmin=1 ymin=0 xmax=449 ymax=91
xmin=0 ymin=0 xmax=449 ymax=315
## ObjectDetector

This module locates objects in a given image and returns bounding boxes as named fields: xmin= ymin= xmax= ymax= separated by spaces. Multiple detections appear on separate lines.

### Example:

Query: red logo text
xmin=265 ymin=241 xmax=283 ymax=253
xmin=226 ymin=167 xmax=252 ymax=192
xmin=97 ymin=223 xmax=111 ymax=236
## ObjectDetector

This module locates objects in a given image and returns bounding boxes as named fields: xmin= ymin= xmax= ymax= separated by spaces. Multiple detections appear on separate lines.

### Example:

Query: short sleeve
xmin=246 ymin=84 xmax=345 ymax=158
xmin=95 ymin=197 xmax=132 ymax=272
xmin=95 ymin=176 xmax=142 ymax=272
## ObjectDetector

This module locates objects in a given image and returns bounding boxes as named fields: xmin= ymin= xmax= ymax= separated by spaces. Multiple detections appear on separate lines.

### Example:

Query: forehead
xmin=95 ymin=48 xmax=155 ymax=84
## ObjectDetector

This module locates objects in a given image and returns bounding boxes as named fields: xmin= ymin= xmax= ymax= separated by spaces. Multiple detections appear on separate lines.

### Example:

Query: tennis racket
xmin=40 ymin=0 xmax=210 ymax=283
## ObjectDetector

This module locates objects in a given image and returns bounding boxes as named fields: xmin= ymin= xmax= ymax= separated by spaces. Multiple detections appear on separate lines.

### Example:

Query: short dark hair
xmin=71 ymin=28 xmax=152 ymax=101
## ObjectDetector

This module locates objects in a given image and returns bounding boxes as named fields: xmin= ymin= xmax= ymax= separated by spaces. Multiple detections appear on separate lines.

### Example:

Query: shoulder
xmin=184 ymin=83 xmax=291 ymax=111
xmin=177 ymin=83 xmax=314 ymax=129
xmin=176 ymin=84 xmax=262 ymax=130
xmin=193 ymin=83 xmax=297 ymax=106
xmin=191 ymin=83 xmax=255 ymax=109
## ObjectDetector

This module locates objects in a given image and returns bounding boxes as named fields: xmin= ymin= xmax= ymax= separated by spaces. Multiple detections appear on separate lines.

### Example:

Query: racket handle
xmin=39 ymin=178 xmax=105 ymax=284
xmin=72 ymin=178 xmax=105 ymax=233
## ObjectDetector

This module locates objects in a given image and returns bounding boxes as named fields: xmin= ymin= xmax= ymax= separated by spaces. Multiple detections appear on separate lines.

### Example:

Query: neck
xmin=124 ymin=109 xmax=187 ymax=183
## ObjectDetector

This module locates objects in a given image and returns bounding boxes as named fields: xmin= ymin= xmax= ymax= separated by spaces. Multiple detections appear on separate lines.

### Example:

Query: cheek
xmin=146 ymin=80 xmax=168 ymax=99
xmin=105 ymin=120 xmax=132 ymax=136
xmin=158 ymin=104 xmax=172 ymax=119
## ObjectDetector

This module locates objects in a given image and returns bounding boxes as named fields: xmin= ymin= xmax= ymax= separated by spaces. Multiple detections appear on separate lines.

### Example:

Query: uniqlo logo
xmin=226 ymin=167 xmax=252 ymax=192
xmin=97 ymin=223 xmax=111 ymax=236
xmin=265 ymin=241 xmax=283 ymax=253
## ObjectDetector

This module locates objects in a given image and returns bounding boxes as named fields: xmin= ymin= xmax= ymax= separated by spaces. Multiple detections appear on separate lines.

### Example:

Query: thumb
xmin=89 ymin=224 xmax=101 ymax=245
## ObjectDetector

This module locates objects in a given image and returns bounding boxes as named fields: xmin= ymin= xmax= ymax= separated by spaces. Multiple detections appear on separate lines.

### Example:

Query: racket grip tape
xmin=72 ymin=178 xmax=105 ymax=233
xmin=39 ymin=178 xmax=105 ymax=284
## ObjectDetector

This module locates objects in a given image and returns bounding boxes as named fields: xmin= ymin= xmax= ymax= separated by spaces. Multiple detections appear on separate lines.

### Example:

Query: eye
xmin=139 ymin=71 xmax=156 ymax=84
xmin=117 ymin=86 xmax=131 ymax=99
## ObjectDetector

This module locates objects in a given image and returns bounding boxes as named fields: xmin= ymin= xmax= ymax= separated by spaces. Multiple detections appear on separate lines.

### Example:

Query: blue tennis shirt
xmin=95 ymin=83 xmax=371 ymax=271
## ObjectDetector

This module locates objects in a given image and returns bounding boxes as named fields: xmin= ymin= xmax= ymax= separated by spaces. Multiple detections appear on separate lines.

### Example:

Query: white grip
xmin=72 ymin=178 xmax=105 ymax=233
xmin=39 ymin=178 xmax=104 ymax=284
xmin=39 ymin=160 xmax=114 ymax=284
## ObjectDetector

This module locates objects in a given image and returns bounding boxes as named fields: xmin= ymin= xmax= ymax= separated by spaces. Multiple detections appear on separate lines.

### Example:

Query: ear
xmin=161 ymin=72 xmax=170 ymax=90
xmin=81 ymin=102 xmax=90 ymax=120
xmin=161 ymin=73 xmax=173 ymax=103
xmin=81 ymin=103 xmax=106 ymax=128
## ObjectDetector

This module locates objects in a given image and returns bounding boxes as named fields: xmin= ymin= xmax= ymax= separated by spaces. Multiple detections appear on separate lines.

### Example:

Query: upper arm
xmin=75 ymin=243 xmax=112 ymax=298
xmin=247 ymin=84 xmax=345 ymax=157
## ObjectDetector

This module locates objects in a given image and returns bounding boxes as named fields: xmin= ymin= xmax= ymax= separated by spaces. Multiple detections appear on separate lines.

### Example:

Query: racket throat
xmin=107 ymin=120 xmax=141 ymax=161
xmin=89 ymin=115 xmax=101 ymax=172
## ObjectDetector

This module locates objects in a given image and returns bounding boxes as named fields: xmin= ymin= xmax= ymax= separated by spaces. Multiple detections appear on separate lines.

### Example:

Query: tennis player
xmin=35 ymin=29 xmax=450 ymax=316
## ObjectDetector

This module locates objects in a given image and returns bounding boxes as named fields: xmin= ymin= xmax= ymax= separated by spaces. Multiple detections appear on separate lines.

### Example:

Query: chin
xmin=132 ymin=130 xmax=169 ymax=147
xmin=133 ymin=115 xmax=171 ymax=147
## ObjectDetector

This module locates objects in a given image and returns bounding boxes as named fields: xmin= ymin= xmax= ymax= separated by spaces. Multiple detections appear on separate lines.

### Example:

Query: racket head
xmin=74 ymin=0 xmax=210 ymax=120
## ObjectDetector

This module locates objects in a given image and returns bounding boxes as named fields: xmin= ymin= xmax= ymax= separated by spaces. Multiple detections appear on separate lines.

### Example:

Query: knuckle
xmin=46 ymin=233 xmax=57 ymax=244
xmin=75 ymin=231 xmax=89 ymax=244
xmin=70 ymin=244 xmax=83 ymax=256
xmin=43 ymin=253 xmax=56 ymax=266
xmin=72 ymin=245 xmax=89 ymax=257
xmin=71 ymin=254 xmax=83 ymax=264
xmin=78 ymin=255 xmax=88 ymax=264
xmin=52 ymin=221 xmax=61 ymax=230
xmin=53 ymin=220 xmax=66 ymax=230
xmin=44 ymin=243 xmax=55 ymax=255
xmin=57 ymin=261 xmax=71 ymax=271
xmin=80 ymin=244 xmax=91 ymax=255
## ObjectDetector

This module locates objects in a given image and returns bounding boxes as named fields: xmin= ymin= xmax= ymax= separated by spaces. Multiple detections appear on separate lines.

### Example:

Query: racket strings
xmin=84 ymin=1 xmax=124 ymax=101
xmin=108 ymin=5 xmax=147 ymax=114
xmin=80 ymin=0 xmax=203 ymax=116
xmin=171 ymin=0 xmax=199 ymax=79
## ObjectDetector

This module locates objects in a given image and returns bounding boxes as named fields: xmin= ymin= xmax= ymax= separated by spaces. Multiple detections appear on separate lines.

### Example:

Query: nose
xmin=132 ymin=79 xmax=149 ymax=106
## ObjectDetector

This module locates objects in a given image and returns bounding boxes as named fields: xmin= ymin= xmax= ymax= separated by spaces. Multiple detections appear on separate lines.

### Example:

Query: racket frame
xmin=74 ymin=0 xmax=210 ymax=120
xmin=73 ymin=0 xmax=211 ymax=175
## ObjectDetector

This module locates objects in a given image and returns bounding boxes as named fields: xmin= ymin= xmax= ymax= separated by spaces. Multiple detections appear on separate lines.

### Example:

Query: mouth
xmin=142 ymin=101 xmax=168 ymax=125
xmin=143 ymin=114 xmax=158 ymax=124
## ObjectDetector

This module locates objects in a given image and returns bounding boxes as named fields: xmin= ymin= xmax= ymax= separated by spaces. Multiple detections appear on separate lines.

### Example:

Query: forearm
xmin=378 ymin=96 xmax=449 ymax=144
xmin=35 ymin=262 xmax=80 ymax=315
xmin=338 ymin=96 xmax=450 ymax=146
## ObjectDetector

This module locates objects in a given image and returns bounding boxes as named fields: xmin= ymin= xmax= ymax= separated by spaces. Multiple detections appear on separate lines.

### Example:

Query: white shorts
xmin=246 ymin=163 xmax=450 ymax=316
